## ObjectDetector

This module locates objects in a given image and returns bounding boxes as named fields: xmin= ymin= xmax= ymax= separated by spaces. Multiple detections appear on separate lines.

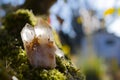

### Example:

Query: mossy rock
xmin=5 ymin=48 xmax=85 ymax=80
xmin=0 ymin=45 xmax=85 ymax=80
xmin=0 ymin=9 xmax=85 ymax=80
xmin=0 ymin=35 xmax=85 ymax=80
xmin=0 ymin=61 xmax=11 ymax=80
xmin=3 ymin=9 xmax=37 ymax=35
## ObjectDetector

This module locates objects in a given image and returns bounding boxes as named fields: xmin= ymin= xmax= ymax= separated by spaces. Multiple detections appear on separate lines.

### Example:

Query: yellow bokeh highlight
xmin=104 ymin=8 xmax=115 ymax=16
xmin=77 ymin=17 xmax=82 ymax=24
xmin=118 ymin=8 xmax=120 ymax=16
xmin=62 ymin=45 xmax=70 ymax=56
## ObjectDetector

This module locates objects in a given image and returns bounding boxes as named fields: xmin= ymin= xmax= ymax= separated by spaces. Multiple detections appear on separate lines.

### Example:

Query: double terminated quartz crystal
xmin=21 ymin=19 xmax=63 ymax=68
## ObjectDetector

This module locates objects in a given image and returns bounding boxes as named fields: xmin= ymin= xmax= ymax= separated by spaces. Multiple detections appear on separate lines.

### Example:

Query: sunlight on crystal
xmin=21 ymin=24 xmax=35 ymax=42
xmin=34 ymin=26 xmax=45 ymax=37
xmin=21 ymin=22 xmax=57 ymax=68
xmin=21 ymin=21 xmax=64 ymax=68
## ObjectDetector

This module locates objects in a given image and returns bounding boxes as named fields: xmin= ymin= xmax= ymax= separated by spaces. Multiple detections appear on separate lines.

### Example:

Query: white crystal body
xmin=21 ymin=19 xmax=63 ymax=68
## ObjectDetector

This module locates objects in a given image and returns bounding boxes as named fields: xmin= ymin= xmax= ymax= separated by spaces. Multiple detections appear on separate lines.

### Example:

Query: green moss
xmin=0 ymin=9 xmax=85 ymax=80
xmin=9 ymin=48 xmax=84 ymax=80
xmin=0 ymin=9 xmax=37 ymax=57
xmin=56 ymin=56 xmax=85 ymax=80
xmin=39 ymin=69 xmax=67 ymax=80
xmin=0 ymin=61 xmax=10 ymax=80
xmin=3 ymin=9 xmax=37 ymax=35
xmin=1 ymin=46 xmax=84 ymax=80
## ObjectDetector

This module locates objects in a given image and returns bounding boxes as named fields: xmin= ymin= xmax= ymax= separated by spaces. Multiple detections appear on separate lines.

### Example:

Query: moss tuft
xmin=3 ymin=9 xmax=37 ymax=35
xmin=0 ymin=61 xmax=10 ymax=80
xmin=40 ymin=69 xmax=67 ymax=80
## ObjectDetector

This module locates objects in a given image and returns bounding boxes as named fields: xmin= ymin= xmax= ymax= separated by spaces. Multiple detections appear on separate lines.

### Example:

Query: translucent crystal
xmin=21 ymin=23 xmax=35 ymax=43
xmin=21 ymin=19 xmax=63 ymax=68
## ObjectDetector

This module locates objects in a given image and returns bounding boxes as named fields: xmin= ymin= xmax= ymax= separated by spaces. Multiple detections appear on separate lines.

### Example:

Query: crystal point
xmin=21 ymin=19 xmax=59 ymax=68
xmin=21 ymin=23 xmax=35 ymax=43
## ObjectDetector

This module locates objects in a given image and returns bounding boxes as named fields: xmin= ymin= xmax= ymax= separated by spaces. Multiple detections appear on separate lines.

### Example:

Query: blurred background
xmin=1 ymin=0 xmax=120 ymax=80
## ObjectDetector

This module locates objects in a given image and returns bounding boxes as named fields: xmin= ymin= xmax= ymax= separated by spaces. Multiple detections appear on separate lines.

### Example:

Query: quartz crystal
xmin=21 ymin=19 xmax=63 ymax=68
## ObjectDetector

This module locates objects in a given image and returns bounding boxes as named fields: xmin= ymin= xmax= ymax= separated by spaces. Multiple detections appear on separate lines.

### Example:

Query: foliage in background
xmin=79 ymin=56 xmax=106 ymax=80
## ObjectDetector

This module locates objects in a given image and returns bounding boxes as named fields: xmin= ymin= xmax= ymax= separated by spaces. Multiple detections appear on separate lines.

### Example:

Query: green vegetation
xmin=3 ymin=9 xmax=37 ymax=35
xmin=0 ymin=9 xmax=85 ymax=80
xmin=0 ymin=61 xmax=10 ymax=80
xmin=80 ymin=57 xmax=105 ymax=80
